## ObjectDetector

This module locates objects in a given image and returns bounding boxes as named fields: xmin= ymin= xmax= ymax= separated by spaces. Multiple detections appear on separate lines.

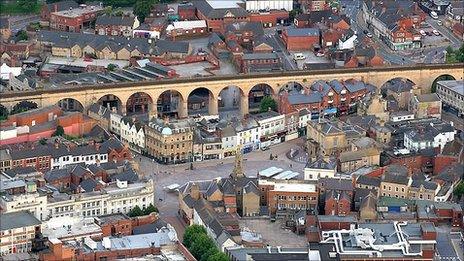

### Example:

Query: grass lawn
xmin=0 ymin=1 xmax=41 ymax=15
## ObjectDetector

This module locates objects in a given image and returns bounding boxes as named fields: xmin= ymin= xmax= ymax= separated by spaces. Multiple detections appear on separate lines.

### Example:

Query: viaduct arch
xmin=1 ymin=63 xmax=462 ymax=118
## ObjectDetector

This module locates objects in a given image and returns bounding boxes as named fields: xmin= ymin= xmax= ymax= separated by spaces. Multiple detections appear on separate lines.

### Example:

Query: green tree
xmin=183 ymin=225 xmax=206 ymax=249
xmin=16 ymin=30 xmax=28 ymax=41
xmin=39 ymin=138 xmax=47 ymax=145
xmin=454 ymin=181 xmax=464 ymax=199
xmin=207 ymin=251 xmax=229 ymax=261
xmin=133 ymin=0 xmax=155 ymax=23
xmin=53 ymin=125 xmax=65 ymax=137
xmin=201 ymin=246 xmax=219 ymax=261
xmin=259 ymin=96 xmax=278 ymax=112
xmin=143 ymin=203 xmax=158 ymax=215
xmin=128 ymin=205 xmax=144 ymax=217
xmin=107 ymin=63 xmax=117 ymax=71
xmin=190 ymin=233 xmax=215 ymax=260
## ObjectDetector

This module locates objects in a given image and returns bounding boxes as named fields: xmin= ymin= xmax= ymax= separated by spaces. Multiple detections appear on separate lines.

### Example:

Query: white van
xmin=430 ymin=11 xmax=438 ymax=19
xmin=293 ymin=53 xmax=306 ymax=60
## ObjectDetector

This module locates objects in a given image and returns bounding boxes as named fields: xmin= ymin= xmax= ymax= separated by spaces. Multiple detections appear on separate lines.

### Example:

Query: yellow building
xmin=145 ymin=118 xmax=194 ymax=164
xmin=0 ymin=211 xmax=41 ymax=256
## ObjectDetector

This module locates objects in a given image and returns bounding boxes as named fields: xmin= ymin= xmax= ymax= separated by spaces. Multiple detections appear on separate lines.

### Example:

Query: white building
xmin=165 ymin=20 xmax=207 ymax=37
xmin=245 ymin=0 xmax=293 ymax=11
xmin=50 ymin=145 xmax=108 ymax=170
xmin=390 ymin=111 xmax=415 ymax=122
xmin=234 ymin=117 xmax=261 ymax=153
xmin=304 ymin=158 xmax=337 ymax=180
xmin=338 ymin=33 xmax=357 ymax=50
xmin=220 ymin=125 xmax=238 ymax=158
xmin=436 ymin=80 xmax=464 ymax=116
xmin=1 ymin=179 xmax=154 ymax=221
xmin=253 ymin=111 xmax=285 ymax=148
xmin=0 ymin=63 xmax=22 ymax=81
xmin=110 ymin=112 xmax=123 ymax=136
xmin=404 ymin=122 xmax=455 ymax=152
xmin=298 ymin=109 xmax=311 ymax=129
xmin=120 ymin=118 xmax=145 ymax=153
xmin=0 ymin=211 xmax=41 ymax=256
xmin=47 ymin=180 xmax=154 ymax=220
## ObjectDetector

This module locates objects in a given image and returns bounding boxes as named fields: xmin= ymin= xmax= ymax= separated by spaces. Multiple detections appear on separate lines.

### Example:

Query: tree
xmin=201 ymin=246 xmax=219 ymax=261
xmin=107 ymin=63 xmax=117 ymax=71
xmin=39 ymin=138 xmax=47 ymax=145
xmin=53 ymin=125 xmax=65 ymax=137
xmin=454 ymin=181 xmax=464 ymax=199
xmin=190 ymin=233 xmax=215 ymax=260
xmin=143 ymin=203 xmax=158 ymax=215
xmin=259 ymin=96 xmax=277 ymax=112
xmin=16 ymin=30 xmax=28 ymax=41
xmin=183 ymin=225 xmax=206 ymax=249
xmin=133 ymin=0 xmax=155 ymax=23
xmin=128 ymin=205 xmax=144 ymax=217
xmin=207 ymin=251 xmax=229 ymax=261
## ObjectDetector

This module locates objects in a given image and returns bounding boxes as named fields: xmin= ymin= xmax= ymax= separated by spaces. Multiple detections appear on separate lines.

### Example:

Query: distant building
xmin=0 ymin=211 xmax=41 ymax=256
xmin=49 ymin=4 xmax=104 ymax=32
xmin=409 ymin=93 xmax=442 ymax=119
xmin=95 ymin=15 xmax=140 ymax=37
xmin=282 ymin=28 xmax=320 ymax=51
xmin=193 ymin=0 xmax=250 ymax=33
xmin=165 ymin=20 xmax=208 ymax=40
xmin=0 ymin=17 xmax=11 ymax=40
xmin=145 ymin=118 xmax=194 ymax=164
xmin=304 ymin=158 xmax=337 ymax=180
xmin=436 ymin=80 xmax=463 ymax=116
xmin=339 ymin=147 xmax=380 ymax=173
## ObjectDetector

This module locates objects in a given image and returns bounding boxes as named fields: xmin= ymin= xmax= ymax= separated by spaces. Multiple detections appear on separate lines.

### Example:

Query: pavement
xmin=239 ymin=219 xmax=307 ymax=247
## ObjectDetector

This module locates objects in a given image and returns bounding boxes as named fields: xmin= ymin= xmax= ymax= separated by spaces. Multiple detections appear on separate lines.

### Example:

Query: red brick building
xmin=249 ymin=10 xmax=289 ymax=27
xmin=240 ymin=52 xmax=283 ymax=73
xmin=178 ymin=2 xmax=196 ymax=20
xmin=282 ymin=28 xmax=320 ymax=51
xmin=50 ymin=4 xmax=103 ymax=32
xmin=262 ymin=181 xmax=318 ymax=215
xmin=317 ymin=215 xmax=357 ymax=231
xmin=324 ymin=190 xmax=351 ymax=215
xmin=40 ymin=0 xmax=79 ymax=25
xmin=193 ymin=0 xmax=250 ymax=33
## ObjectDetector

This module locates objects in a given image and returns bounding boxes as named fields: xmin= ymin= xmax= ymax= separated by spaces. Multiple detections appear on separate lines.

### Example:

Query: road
xmin=267 ymin=33 xmax=298 ymax=71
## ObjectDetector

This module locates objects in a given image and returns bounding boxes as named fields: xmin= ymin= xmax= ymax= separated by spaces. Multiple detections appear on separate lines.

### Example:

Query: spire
xmin=231 ymin=146 xmax=245 ymax=180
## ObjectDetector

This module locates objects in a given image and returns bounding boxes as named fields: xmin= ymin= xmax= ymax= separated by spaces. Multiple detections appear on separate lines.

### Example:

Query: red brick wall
xmin=318 ymin=221 xmax=351 ymax=230
xmin=249 ymin=10 xmax=289 ymax=27
xmin=4 ymin=106 xmax=62 ymax=127
xmin=282 ymin=32 xmax=319 ymax=51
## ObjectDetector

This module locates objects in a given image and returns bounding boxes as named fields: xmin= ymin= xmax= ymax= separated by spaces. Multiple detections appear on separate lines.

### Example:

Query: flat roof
xmin=42 ymin=217 xmax=101 ymax=240
xmin=0 ymin=211 xmax=41 ymax=231
xmin=259 ymin=166 xmax=284 ymax=178
xmin=272 ymin=182 xmax=316 ymax=192
xmin=438 ymin=80 xmax=463 ymax=96
xmin=272 ymin=170 xmax=300 ymax=180
xmin=206 ymin=0 xmax=243 ymax=9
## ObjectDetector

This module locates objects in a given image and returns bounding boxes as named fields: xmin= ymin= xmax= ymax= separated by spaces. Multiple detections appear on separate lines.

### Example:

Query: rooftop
xmin=0 ymin=211 xmax=41 ymax=231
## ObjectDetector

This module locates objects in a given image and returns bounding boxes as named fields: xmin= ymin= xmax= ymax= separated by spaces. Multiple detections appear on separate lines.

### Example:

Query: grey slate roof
xmin=96 ymin=15 xmax=136 ymax=26
xmin=80 ymin=178 xmax=98 ymax=192
xmin=357 ymin=175 xmax=381 ymax=187
xmin=382 ymin=165 xmax=409 ymax=185
xmin=0 ymin=211 xmax=41 ymax=231
xmin=285 ymin=28 xmax=320 ymax=37
xmin=410 ymin=179 xmax=438 ymax=190
xmin=193 ymin=0 xmax=249 ymax=19
xmin=318 ymin=177 xmax=353 ymax=191
xmin=288 ymin=92 xmax=322 ymax=105
xmin=306 ymin=158 xmax=336 ymax=170
xmin=242 ymin=52 xmax=279 ymax=60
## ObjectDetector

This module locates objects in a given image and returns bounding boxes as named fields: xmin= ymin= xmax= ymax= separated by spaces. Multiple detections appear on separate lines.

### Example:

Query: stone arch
xmin=57 ymin=98 xmax=84 ymax=112
xmin=431 ymin=74 xmax=456 ymax=93
xmin=248 ymin=83 xmax=275 ymax=113
xmin=215 ymin=85 xmax=244 ymax=118
xmin=279 ymin=81 xmax=305 ymax=94
xmin=380 ymin=77 xmax=417 ymax=110
xmin=97 ymin=94 xmax=123 ymax=113
xmin=186 ymin=87 xmax=216 ymax=116
xmin=155 ymin=89 xmax=187 ymax=119
xmin=10 ymin=101 xmax=38 ymax=115
xmin=126 ymin=92 xmax=154 ymax=115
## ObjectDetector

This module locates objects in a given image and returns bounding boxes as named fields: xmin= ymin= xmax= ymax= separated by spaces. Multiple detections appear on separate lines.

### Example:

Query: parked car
xmin=430 ymin=11 xmax=438 ymax=19
xmin=293 ymin=53 xmax=306 ymax=60
xmin=420 ymin=30 xmax=426 ymax=36
xmin=432 ymin=30 xmax=440 ymax=36
xmin=363 ymin=30 xmax=368 ymax=34
xmin=366 ymin=32 xmax=373 ymax=38
xmin=316 ymin=52 xmax=324 ymax=57
xmin=437 ymin=20 xmax=443 ymax=26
